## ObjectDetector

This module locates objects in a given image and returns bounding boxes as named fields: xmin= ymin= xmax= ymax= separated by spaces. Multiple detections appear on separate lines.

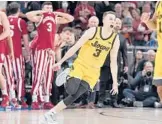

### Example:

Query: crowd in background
xmin=0 ymin=1 xmax=160 ymax=109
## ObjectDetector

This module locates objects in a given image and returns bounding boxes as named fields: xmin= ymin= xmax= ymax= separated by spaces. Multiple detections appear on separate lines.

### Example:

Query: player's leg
xmin=43 ymin=56 xmax=54 ymax=109
xmin=0 ymin=54 xmax=9 ymax=107
xmin=3 ymin=55 xmax=14 ymax=93
xmin=153 ymin=49 xmax=162 ymax=107
xmin=41 ymin=78 xmax=89 ymax=123
xmin=38 ymin=83 xmax=44 ymax=104
xmin=3 ymin=55 xmax=19 ymax=107
xmin=31 ymin=50 xmax=49 ymax=109
xmin=13 ymin=56 xmax=28 ymax=108
xmin=30 ymin=50 xmax=35 ymax=83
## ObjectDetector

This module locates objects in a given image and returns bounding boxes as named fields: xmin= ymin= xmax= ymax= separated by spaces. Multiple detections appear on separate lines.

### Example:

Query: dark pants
xmin=79 ymin=91 xmax=97 ymax=105
xmin=98 ymin=66 xmax=113 ymax=103
xmin=123 ymin=88 xmax=158 ymax=107
xmin=98 ymin=81 xmax=112 ymax=102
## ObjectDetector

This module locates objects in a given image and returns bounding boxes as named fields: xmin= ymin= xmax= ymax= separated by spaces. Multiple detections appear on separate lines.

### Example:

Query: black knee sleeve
xmin=65 ymin=77 xmax=81 ymax=95
xmin=63 ymin=80 xmax=90 ymax=106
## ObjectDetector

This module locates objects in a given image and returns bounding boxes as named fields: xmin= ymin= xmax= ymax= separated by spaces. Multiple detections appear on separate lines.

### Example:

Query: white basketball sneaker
xmin=40 ymin=112 xmax=58 ymax=124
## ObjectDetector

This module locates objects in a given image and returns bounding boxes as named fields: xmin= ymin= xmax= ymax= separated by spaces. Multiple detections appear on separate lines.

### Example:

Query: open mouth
xmin=110 ymin=25 xmax=114 ymax=28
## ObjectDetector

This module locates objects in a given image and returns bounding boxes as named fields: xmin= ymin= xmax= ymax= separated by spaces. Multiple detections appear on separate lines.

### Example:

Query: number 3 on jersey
xmin=10 ymin=25 xmax=14 ymax=37
xmin=47 ymin=22 xmax=52 ymax=32
xmin=93 ymin=49 xmax=101 ymax=57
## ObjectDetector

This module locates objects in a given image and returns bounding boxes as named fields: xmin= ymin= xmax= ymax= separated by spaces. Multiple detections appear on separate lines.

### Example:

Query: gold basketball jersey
xmin=156 ymin=1 xmax=162 ymax=47
xmin=75 ymin=27 xmax=117 ymax=68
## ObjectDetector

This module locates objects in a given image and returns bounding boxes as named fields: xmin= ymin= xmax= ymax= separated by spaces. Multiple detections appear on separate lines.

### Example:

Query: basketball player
xmin=141 ymin=1 xmax=162 ymax=107
xmin=37 ymin=27 xmax=75 ymax=108
xmin=0 ymin=11 xmax=11 ymax=107
xmin=6 ymin=2 xmax=30 ymax=108
xmin=26 ymin=1 xmax=74 ymax=109
xmin=41 ymin=11 xmax=119 ymax=124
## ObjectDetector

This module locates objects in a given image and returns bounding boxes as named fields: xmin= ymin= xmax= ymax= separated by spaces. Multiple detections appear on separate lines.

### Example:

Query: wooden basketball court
xmin=0 ymin=108 xmax=161 ymax=124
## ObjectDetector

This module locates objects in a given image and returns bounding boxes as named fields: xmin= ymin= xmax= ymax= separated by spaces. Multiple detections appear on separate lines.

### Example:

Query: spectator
xmin=114 ymin=18 xmax=128 ymax=76
xmin=94 ymin=1 xmax=113 ymax=25
xmin=128 ymin=50 xmax=144 ymax=80
xmin=129 ymin=1 xmax=137 ymax=9
xmin=67 ymin=1 xmax=78 ymax=15
xmin=27 ymin=21 xmax=37 ymax=41
xmin=122 ymin=61 xmax=158 ymax=107
xmin=26 ymin=2 xmax=41 ymax=12
xmin=73 ymin=22 xmax=83 ymax=41
xmin=147 ymin=31 xmax=158 ymax=47
xmin=74 ymin=1 xmax=96 ymax=30
xmin=87 ymin=16 xmax=99 ymax=28
xmin=122 ymin=2 xmax=132 ymax=19
xmin=131 ymin=9 xmax=151 ymax=46
xmin=142 ymin=3 xmax=152 ymax=14
xmin=121 ymin=17 xmax=133 ymax=45
xmin=136 ymin=50 xmax=156 ymax=72
xmin=56 ymin=2 xmax=72 ymax=33
xmin=57 ymin=1 xmax=70 ymax=13
xmin=114 ymin=3 xmax=122 ymax=19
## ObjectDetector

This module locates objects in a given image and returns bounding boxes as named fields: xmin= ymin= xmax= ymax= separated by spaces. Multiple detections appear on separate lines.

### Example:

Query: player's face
xmin=62 ymin=30 xmax=73 ymax=41
xmin=115 ymin=18 xmax=122 ymax=30
xmin=103 ymin=14 xmax=116 ymax=29
xmin=42 ymin=5 xmax=53 ymax=12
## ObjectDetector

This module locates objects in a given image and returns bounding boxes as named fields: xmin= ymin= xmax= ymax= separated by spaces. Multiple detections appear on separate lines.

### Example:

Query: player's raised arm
xmin=110 ymin=34 xmax=120 ymax=95
xmin=54 ymin=11 xmax=74 ymax=24
xmin=54 ymin=27 xmax=96 ymax=67
xmin=0 ymin=12 xmax=10 ymax=41
xmin=26 ymin=10 xmax=46 ymax=23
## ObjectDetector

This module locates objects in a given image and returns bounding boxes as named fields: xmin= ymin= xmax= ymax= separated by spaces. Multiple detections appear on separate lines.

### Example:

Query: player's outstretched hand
xmin=141 ymin=12 xmax=150 ymax=23
xmin=110 ymin=84 xmax=118 ymax=95
xmin=53 ymin=62 xmax=61 ymax=71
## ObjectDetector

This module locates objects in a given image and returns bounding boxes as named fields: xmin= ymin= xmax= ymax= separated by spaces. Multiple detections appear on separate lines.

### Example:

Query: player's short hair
xmin=42 ymin=1 xmax=53 ymax=8
xmin=62 ymin=27 xmax=74 ymax=33
xmin=103 ymin=11 xmax=116 ymax=18
xmin=7 ymin=2 xmax=20 ymax=16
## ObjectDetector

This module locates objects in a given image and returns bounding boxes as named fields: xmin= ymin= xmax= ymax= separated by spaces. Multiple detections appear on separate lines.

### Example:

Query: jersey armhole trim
xmin=89 ymin=27 xmax=97 ymax=40
xmin=110 ymin=34 xmax=118 ymax=50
